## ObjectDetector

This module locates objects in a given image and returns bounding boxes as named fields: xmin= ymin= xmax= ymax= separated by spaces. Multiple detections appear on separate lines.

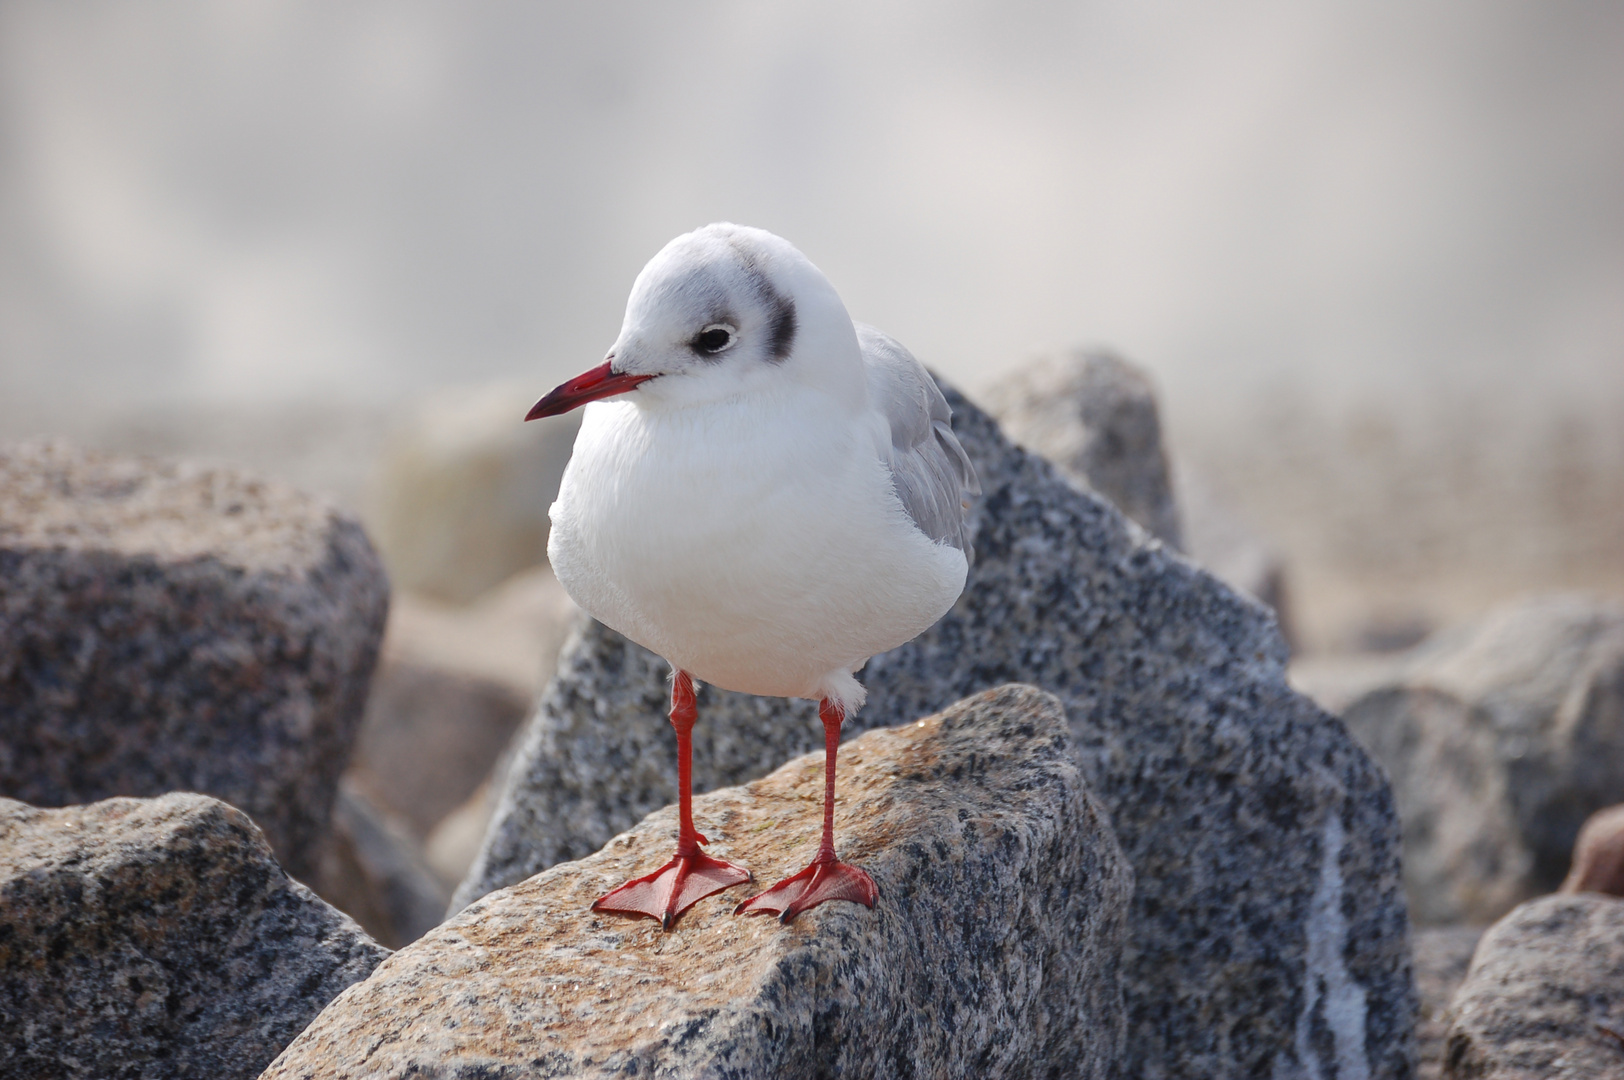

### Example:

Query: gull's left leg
xmin=734 ymin=696 xmax=878 ymax=923
xmin=592 ymin=669 xmax=752 ymax=930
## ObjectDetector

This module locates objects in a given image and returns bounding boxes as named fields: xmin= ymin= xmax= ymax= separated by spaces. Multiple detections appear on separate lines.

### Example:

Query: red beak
xmin=525 ymin=362 xmax=655 ymax=420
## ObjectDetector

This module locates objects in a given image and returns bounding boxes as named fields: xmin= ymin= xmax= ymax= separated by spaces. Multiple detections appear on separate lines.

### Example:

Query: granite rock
xmin=1444 ymin=894 xmax=1624 ymax=1079
xmin=457 ymin=379 xmax=1414 ymax=1079
xmin=1341 ymin=594 xmax=1624 ymax=925
xmin=1412 ymin=927 xmax=1483 ymax=1080
xmin=0 ymin=440 xmax=388 ymax=877
xmin=983 ymin=348 xmax=1183 ymax=547
xmin=1562 ymin=802 xmax=1624 ymax=897
xmin=0 ymin=792 xmax=388 ymax=1080
xmin=367 ymin=382 xmax=581 ymax=603
xmin=263 ymin=685 xmax=1132 ymax=1080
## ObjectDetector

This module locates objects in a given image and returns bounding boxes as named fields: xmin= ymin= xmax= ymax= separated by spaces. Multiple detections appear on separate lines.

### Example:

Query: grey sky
xmin=1 ymin=1 xmax=1620 ymax=422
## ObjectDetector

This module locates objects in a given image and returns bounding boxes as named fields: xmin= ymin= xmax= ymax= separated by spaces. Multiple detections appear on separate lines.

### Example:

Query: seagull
xmin=526 ymin=223 xmax=977 ymax=928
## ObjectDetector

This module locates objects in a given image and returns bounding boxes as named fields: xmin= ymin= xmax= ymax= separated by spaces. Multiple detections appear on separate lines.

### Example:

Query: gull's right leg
xmin=591 ymin=669 xmax=752 ymax=930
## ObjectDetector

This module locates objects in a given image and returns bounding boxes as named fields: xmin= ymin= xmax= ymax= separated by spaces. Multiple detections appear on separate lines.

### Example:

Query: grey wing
xmin=856 ymin=323 xmax=981 ymax=561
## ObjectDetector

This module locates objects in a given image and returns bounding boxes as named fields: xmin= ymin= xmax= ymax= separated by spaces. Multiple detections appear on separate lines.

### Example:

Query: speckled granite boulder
xmin=0 ymin=440 xmax=389 ymax=876
xmin=265 ymin=686 xmax=1131 ymax=1080
xmin=0 ymin=793 xmax=388 ymax=1080
xmin=456 ymin=381 xmax=1413 ymax=1079
xmin=1412 ymin=927 xmax=1483 ymax=1080
xmin=983 ymin=348 xmax=1183 ymax=547
xmin=1444 ymin=894 xmax=1624 ymax=1079
xmin=1342 ymin=595 xmax=1624 ymax=926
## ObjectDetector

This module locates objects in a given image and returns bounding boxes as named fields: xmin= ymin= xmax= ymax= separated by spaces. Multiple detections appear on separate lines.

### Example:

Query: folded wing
xmin=857 ymin=323 xmax=980 ymax=560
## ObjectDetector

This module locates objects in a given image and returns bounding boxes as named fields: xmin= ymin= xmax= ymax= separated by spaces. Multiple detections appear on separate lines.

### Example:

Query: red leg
xmin=592 ymin=670 xmax=752 ymax=930
xmin=734 ymin=697 xmax=878 ymax=923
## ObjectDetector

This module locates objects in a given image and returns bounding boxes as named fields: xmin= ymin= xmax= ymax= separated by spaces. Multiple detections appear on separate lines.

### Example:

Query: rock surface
xmin=367 ymin=382 xmax=580 ymax=603
xmin=1561 ymin=802 xmax=1624 ymax=898
xmin=264 ymin=686 xmax=1132 ymax=1080
xmin=0 ymin=440 xmax=388 ymax=876
xmin=1342 ymin=594 xmax=1624 ymax=925
xmin=983 ymin=348 xmax=1183 ymax=547
xmin=0 ymin=792 xmax=388 ymax=1080
xmin=1444 ymin=894 xmax=1624 ymax=1079
xmin=1412 ymin=927 xmax=1483 ymax=1080
xmin=458 ymin=380 xmax=1414 ymax=1079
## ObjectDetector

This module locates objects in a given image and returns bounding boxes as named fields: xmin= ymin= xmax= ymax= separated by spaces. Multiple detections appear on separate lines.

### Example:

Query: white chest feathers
xmin=547 ymin=390 xmax=968 ymax=702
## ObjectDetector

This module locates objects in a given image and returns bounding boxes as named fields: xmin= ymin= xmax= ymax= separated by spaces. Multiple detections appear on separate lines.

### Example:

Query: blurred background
xmin=2 ymin=0 xmax=1621 ymax=654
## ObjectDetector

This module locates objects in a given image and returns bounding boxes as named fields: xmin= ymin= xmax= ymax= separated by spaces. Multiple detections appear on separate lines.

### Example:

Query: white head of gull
xmin=527 ymin=222 xmax=978 ymax=928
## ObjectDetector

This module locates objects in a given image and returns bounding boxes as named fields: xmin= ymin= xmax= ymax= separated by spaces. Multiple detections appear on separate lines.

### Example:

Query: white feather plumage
xmin=545 ymin=223 xmax=973 ymax=717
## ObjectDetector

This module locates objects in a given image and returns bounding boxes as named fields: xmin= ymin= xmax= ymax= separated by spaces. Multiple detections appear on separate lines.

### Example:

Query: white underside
xmin=547 ymin=386 xmax=968 ymax=714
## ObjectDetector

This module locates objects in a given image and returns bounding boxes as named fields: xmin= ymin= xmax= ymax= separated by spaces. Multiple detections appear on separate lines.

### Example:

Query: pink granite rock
xmin=263 ymin=685 xmax=1131 ymax=1080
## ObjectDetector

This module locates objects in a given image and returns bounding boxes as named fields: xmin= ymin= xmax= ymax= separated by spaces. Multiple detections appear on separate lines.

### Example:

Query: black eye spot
xmin=692 ymin=324 xmax=736 ymax=355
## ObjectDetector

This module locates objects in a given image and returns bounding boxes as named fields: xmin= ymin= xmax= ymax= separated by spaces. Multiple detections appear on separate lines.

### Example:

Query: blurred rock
xmin=1346 ymin=686 xmax=1526 ymax=927
xmin=345 ymin=565 xmax=576 ymax=840
xmin=367 ymin=382 xmax=581 ymax=603
xmin=1347 ymin=610 xmax=1437 ymax=654
xmin=263 ymin=686 xmax=1133 ymax=1080
xmin=1413 ymin=927 xmax=1483 ymax=1080
xmin=0 ymin=440 xmax=388 ymax=877
xmin=0 ymin=792 xmax=388 ymax=1080
xmin=1342 ymin=594 xmax=1624 ymax=925
xmin=984 ymin=348 xmax=1182 ymax=546
xmin=456 ymin=379 xmax=1414 ymax=1080
xmin=424 ymin=777 xmax=499 ymax=887
xmin=347 ymin=660 xmax=527 ymax=840
xmin=1444 ymin=894 xmax=1624 ymax=1079
xmin=1561 ymin=802 xmax=1624 ymax=897
xmin=308 ymin=780 xmax=451 ymax=948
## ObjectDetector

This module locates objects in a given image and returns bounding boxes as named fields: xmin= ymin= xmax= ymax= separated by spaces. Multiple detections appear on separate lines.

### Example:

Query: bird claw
xmin=733 ymin=857 xmax=877 ymax=923
xmin=592 ymin=849 xmax=752 ymax=931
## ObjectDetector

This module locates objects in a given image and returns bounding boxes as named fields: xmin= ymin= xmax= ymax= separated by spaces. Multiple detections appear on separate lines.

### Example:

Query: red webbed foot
xmin=733 ymin=855 xmax=877 ymax=923
xmin=592 ymin=843 xmax=752 ymax=931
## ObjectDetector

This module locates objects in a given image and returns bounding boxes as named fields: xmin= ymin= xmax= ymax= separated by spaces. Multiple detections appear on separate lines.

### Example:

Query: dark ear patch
xmin=767 ymin=295 xmax=797 ymax=361
xmin=728 ymin=238 xmax=798 ymax=363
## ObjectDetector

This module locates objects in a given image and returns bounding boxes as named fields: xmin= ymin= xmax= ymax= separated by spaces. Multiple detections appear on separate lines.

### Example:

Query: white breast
xmin=546 ymin=388 xmax=968 ymax=703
